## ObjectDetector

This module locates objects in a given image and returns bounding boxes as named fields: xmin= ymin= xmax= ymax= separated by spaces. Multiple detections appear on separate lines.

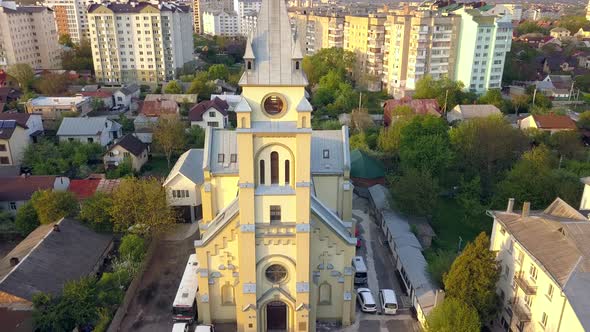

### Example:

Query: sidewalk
xmin=163 ymin=222 xmax=200 ymax=242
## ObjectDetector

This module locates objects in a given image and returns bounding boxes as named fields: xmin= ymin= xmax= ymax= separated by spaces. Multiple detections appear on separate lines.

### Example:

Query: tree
xmin=477 ymin=89 xmax=504 ymax=110
xmin=186 ymin=126 xmax=206 ymax=149
xmin=557 ymin=15 xmax=590 ymax=34
xmin=110 ymin=178 xmax=177 ymax=237
xmin=164 ymin=80 xmax=183 ymax=94
xmin=58 ymin=34 xmax=74 ymax=47
xmin=516 ymin=20 xmax=548 ymax=35
xmin=457 ymin=176 xmax=486 ymax=223
xmin=34 ymin=73 xmax=69 ymax=95
xmin=549 ymin=131 xmax=584 ymax=160
xmin=443 ymin=232 xmax=500 ymax=323
xmin=391 ymin=105 xmax=415 ymax=118
xmin=79 ymin=192 xmax=114 ymax=232
xmin=302 ymin=47 xmax=356 ymax=87
xmin=208 ymin=64 xmax=229 ymax=81
xmin=30 ymin=190 xmax=78 ymax=225
xmin=187 ymin=72 xmax=215 ymax=100
xmin=61 ymin=39 xmax=94 ymax=71
xmin=575 ymin=74 xmax=590 ymax=93
xmin=118 ymin=114 xmax=135 ymax=133
xmin=14 ymin=201 xmax=40 ymax=236
xmin=118 ymin=234 xmax=146 ymax=263
xmin=426 ymin=249 xmax=456 ymax=288
xmin=426 ymin=298 xmax=481 ymax=332
xmin=414 ymin=76 xmax=474 ymax=111
xmin=7 ymin=63 xmax=34 ymax=91
xmin=350 ymin=108 xmax=374 ymax=132
xmin=391 ymin=168 xmax=440 ymax=217
xmin=90 ymin=97 xmax=105 ymax=112
xmin=153 ymin=118 xmax=186 ymax=169
xmin=377 ymin=119 xmax=410 ymax=156
xmin=511 ymin=94 xmax=530 ymax=116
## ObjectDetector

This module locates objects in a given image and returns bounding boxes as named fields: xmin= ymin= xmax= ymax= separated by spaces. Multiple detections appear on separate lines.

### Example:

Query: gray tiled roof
xmin=205 ymin=129 xmax=239 ymax=174
xmin=57 ymin=117 xmax=119 ymax=136
xmin=164 ymin=149 xmax=204 ymax=186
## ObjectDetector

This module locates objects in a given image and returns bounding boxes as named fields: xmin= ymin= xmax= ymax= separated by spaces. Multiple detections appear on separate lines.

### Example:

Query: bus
xmin=352 ymin=256 xmax=368 ymax=285
xmin=173 ymin=254 xmax=200 ymax=323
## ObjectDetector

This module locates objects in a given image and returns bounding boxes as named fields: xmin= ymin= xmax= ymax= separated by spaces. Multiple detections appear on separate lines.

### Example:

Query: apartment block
xmin=87 ymin=1 xmax=193 ymax=85
xmin=290 ymin=12 xmax=344 ymax=55
xmin=233 ymin=0 xmax=261 ymax=35
xmin=0 ymin=1 xmax=61 ymax=69
xmin=452 ymin=8 xmax=512 ymax=93
xmin=344 ymin=14 xmax=386 ymax=91
xmin=382 ymin=8 xmax=459 ymax=97
xmin=193 ymin=0 xmax=232 ymax=33
xmin=489 ymin=198 xmax=589 ymax=332
xmin=44 ymin=0 xmax=91 ymax=43
xmin=202 ymin=10 xmax=238 ymax=36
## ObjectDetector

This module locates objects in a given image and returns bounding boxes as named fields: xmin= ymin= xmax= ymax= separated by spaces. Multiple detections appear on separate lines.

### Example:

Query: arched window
xmin=302 ymin=116 xmax=307 ymax=128
xmin=270 ymin=151 xmax=279 ymax=184
xmin=259 ymin=160 xmax=265 ymax=185
xmin=240 ymin=117 xmax=246 ymax=128
xmin=247 ymin=61 xmax=252 ymax=70
xmin=221 ymin=282 xmax=235 ymax=305
xmin=295 ymin=61 xmax=300 ymax=70
xmin=319 ymin=282 xmax=331 ymax=305
xmin=284 ymin=160 xmax=290 ymax=184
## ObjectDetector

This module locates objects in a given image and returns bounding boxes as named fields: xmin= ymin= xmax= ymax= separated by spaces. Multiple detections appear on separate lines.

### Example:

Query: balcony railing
xmin=514 ymin=271 xmax=537 ymax=295
xmin=512 ymin=301 xmax=532 ymax=323
xmin=255 ymin=222 xmax=296 ymax=237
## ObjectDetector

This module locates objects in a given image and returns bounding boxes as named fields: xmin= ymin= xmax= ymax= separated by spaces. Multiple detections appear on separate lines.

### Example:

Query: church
xmin=190 ymin=0 xmax=357 ymax=330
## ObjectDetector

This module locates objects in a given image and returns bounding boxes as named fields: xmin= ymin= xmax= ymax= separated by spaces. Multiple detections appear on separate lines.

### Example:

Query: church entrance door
xmin=266 ymin=301 xmax=287 ymax=331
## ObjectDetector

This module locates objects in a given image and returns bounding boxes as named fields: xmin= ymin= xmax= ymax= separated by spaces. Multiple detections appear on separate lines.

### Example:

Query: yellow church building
xmin=176 ymin=0 xmax=358 ymax=331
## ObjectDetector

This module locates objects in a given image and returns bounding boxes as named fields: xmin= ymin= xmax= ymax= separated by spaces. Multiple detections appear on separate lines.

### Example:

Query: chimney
xmin=507 ymin=198 xmax=515 ymax=213
xmin=522 ymin=202 xmax=530 ymax=218
xmin=9 ymin=257 xmax=19 ymax=267
xmin=53 ymin=224 xmax=60 ymax=232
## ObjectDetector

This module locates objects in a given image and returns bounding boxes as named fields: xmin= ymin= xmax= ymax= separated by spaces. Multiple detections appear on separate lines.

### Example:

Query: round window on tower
xmin=265 ymin=264 xmax=288 ymax=284
xmin=262 ymin=93 xmax=286 ymax=117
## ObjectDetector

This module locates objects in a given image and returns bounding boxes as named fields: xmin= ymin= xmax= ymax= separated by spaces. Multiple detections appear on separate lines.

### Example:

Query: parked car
xmin=195 ymin=325 xmax=215 ymax=332
xmin=379 ymin=289 xmax=398 ymax=315
xmin=172 ymin=322 xmax=189 ymax=332
xmin=356 ymin=288 xmax=377 ymax=313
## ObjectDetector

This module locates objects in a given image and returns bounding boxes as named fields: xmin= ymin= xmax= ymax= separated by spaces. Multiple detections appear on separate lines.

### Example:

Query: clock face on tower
xmin=262 ymin=93 xmax=287 ymax=117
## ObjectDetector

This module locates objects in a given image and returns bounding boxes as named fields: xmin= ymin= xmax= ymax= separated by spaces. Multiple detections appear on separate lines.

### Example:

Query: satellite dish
xmin=113 ymin=150 xmax=120 ymax=155
xmin=114 ymin=161 xmax=119 ymax=166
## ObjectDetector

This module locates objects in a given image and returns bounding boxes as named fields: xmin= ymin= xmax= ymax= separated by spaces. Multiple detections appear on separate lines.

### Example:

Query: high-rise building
xmin=202 ymin=10 xmax=239 ymax=36
xmin=44 ymin=0 xmax=91 ymax=43
xmin=586 ymin=0 xmax=590 ymax=21
xmin=382 ymin=8 xmax=459 ymax=97
xmin=87 ymin=1 xmax=193 ymax=85
xmin=233 ymin=0 xmax=261 ymax=35
xmin=453 ymin=8 xmax=512 ymax=93
xmin=178 ymin=0 xmax=357 ymax=330
xmin=344 ymin=14 xmax=386 ymax=91
xmin=0 ymin=0 xmax=62 ymax=69
xmin=291 ymin=12 xmax=344 ymax=55
xmin=193 ymin=0 xmax=233 ymax=33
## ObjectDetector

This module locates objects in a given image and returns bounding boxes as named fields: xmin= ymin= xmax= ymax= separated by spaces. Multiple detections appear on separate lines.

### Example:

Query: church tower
xmin=194 ymin=0 xmax=356 ymax=331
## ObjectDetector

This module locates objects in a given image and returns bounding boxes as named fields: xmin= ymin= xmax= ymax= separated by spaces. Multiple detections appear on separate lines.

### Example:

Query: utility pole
xmin=443 ymin=89 xmax=449 ymax=115
xmin=532 ymin=86 xmax=537 ymax=106
xmin=358 ymin=91 xmax=362 ymax=110
xmin=569 ymin=81 xmax=575 ymax=101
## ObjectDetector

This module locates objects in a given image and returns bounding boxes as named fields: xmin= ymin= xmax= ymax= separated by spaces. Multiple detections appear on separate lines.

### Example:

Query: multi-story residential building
xmin=587 ymin=0 xmax=590 ymax=21
xmin=87 ymin=1 xmax=193 ymax=85
xmin=241 ymin=10 xmax=258 ymax=35
xmin=482 ymin=3 xmax=522 ymax=22
xmin=44 ymin=0 xmax=91 ymax=43
xmin=193 ymin=0 xmax=233 ymax=33
xmin=0 ymin=0 xmax=61 ymax=69
xmin=233 ymin=0 xmax=261 ymax=35
xmin=202 ymin=10 xmax=239 ymax=36
xmin=291 ymin=12 xmax=344 ymax=55
xmin=382 ymin=8 xmax=459 ymax=97
xmin=453 ymin=8 xmax=512 ymax=92
xmin=489 ymin=198 xmax=590 ymax=332
xmin=344 ymin=14 xmax=386 ymax=91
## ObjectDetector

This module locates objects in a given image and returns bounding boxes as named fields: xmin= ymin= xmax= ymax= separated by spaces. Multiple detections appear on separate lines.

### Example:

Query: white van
xmin=352 ymin=256 xmax=368 ymax=285
xmin=379 ymin=289 xmax=398 ymax=315
xmin=172 ymin=322 xmax=189 ymax=332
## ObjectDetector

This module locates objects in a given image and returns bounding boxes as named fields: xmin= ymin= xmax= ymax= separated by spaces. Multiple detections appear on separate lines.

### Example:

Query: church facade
xmin=191 ymin=0 xmax=357 ymax=330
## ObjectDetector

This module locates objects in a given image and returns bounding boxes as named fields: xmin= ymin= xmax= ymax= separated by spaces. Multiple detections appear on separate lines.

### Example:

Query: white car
xmin=379 ymin=289 xmax=398 ymax=315
xmin=356 ymin=288 xmax=377 ymax=313
xmin=195 ymin=325 xmax=215 ymax=332
xmin=172 ymin=322 xmax=189 ymax=332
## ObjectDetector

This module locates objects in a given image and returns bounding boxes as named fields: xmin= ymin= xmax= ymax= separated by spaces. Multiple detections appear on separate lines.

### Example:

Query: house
xmin=134 ymin=98 xmax=179 ymax=144
xmin=549 ymin=27 xmax=571 ymax=39
xmin=113 ymin=84 xmax=140 ymax=108
xmin=0 ymin=218 xmax=113 ymax=316
xmin=0 ymin=120 xmax=29 ymax=166
xmin=382 ymin=98 xmax=441 ymax=127
xmin=57 ymin=117 xmax=122 ymax=146
xmin=163 ymin=149 xmax=204 ymax=223
xmin=0 ymin=113 xmax=44 ymax=142
xmin=0 ymin=87 xmax=21 ymax=110
xmin=542 ymin=56 xmax=574 ymax=74
xmin=25 ymin=96 xmax=91 ymax=130
xmin=78 ymin=89 xmax=115 ymax=109
xmin=575 ymin=28 xmax=590 ymax=39
xmin=0 ymin=175 xmax=70 ymax=215
xmin=103 ymin=134 xmax=148 ymax=172
xmin=188 ymin=97 xmax=229 ymax=129
xmin=213 ymin=79 xmax=237 ymax=94
xmin=535 ymin=75 xmax=573 ymax=98
xmin=539 ymin=37 xmax=563 ymax=50
xmin=446 ymin=104 xmax=502 ymax=123
xmin=489 ymin=198 xmax=590 ymax=332
xmin=518 ymin=114 xmax=577 ymax=133
xmin=210 ymin=94 xmax=242 ymax=111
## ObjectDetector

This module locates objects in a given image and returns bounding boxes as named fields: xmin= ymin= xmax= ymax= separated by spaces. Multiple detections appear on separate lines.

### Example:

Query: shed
xmin=350 ymin=149 xmax=385 ymax=187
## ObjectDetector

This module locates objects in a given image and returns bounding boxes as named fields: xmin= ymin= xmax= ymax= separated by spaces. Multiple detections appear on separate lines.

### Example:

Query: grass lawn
xmin=141 ymin=156 xmax=176 ymax=178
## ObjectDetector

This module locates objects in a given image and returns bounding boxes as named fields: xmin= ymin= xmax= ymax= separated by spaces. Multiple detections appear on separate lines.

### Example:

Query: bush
xmin=93 ymin=308 xmax=113 ymax=332
xmin=426 ymin=249 xmax=456 ymax=287
xmin=119 ymin=234 xmax=146 ymax=263
xmin=14 ymin=202 xmax=40 ymax=236
xmin=426 ymin=298 xmax=481 ymax=332
xmin=79 ymin=192 xmax=114 ymax=232
xmin=30 ymin=190 xmax=78 ymax=225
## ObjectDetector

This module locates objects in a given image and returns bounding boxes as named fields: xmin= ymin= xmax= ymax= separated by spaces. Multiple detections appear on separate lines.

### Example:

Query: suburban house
xmin=489 ymin=198 xmax=590 ymax=332
xmin=0 ymin=113 xmax=44 ymax=142
xmin=0 ymin=218 xmax=113 ymax=328
xmin=575 ymin=28 xmax=590 ymax=39
xmin=0 ymin=120 xmax=28 ymax=166
xmin=210 ymin=94 xmax=242 ymax=111
xmin=518 ymin=114 xmax=577 ymax=133
xmin=25 ymin=96 xmax=91 ymax=129
xmin=0 ymin=175 xmax=70 ymax=215
xmin=103 ymin=134 xmax=148 ymax=172
xmin=67 ymin=174 xmax=122 ymax=200
xmin=382 ymin=98 xmax=441 ymax=127
xmin=535 ymin=75 xmax=573 ymax=98
xmin=113 ymin=84 xmax=140 ymax=108
xmin=163 ymin=149 xmax=204 ymax=223
xmin=549 ymin=27 xmax=571 ymax=39
xmin=134 ymin=98 xmax=179 ymax=144
xmin=542 ymin=57 xmax=574 ymax=74
xmin=446 ymin=104 xmax=502 ymax=123
xmin=78 ymin=89 xmax=115 ymax=109
xmin=56 ymin=117 xmax=122 ymax=146
xmin=188 ymin=97 xmax=229 ymax=129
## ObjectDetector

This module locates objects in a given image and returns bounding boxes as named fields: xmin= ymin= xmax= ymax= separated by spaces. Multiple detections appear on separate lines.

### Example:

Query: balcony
xmin=512 ymin=301 xmax=532 ymax=323
xmin=514 ymin=271 xmax=537 ymax=295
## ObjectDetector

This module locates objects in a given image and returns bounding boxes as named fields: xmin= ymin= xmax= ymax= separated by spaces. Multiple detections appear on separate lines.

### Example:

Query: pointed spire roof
xmin=239 ymin=0 xmax=308 ymax=87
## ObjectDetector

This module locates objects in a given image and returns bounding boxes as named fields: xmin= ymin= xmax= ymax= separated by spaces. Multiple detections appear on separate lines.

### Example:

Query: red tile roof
xmin=0 ymin=176 xmax=56 ymax=201
xmin=383 ymin=98 xmax=441 ymax=126
xmin=533 ymin=114 xmax=577 ymax=130
xmin=67 ymin=179 xmax=101 ymax=200
xmin=79 ymin=90 xmax=113 ymax=98
xmin=138 ymin=99 xmax=179 ymax=117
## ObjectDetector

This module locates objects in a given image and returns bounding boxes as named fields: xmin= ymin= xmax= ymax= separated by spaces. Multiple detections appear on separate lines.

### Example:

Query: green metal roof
xmin=350 ymin=149 xmax=385 ymax=179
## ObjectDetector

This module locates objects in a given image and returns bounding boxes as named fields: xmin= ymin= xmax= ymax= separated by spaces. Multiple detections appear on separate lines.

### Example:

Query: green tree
xmin=14 ymin=201 xmax=40 ymax=236
xmin=377 ymin=119 xmax=410 ymax=156
xmin=61 ymin=39 xmax=93 ymax=71
xmin=34 ymin=73 xmax=69 ymax=96
xmin=557 ymin=15 xmax=590 ymax=33
xmin=58 ymin=34 xmax=74 ymax=47
xmin=7 ymin=63 xmax=35 ymax=91
xmin=578 ymin=111 xmax=590 ymax=130
xmin=30 ymin=190 xmax=78 ymax=225
xmin=153 ymin=118 xmax=187 ymax=169
xmin=60 ymin=276 xmax=99 ymax=328
xmin=164 ymin=80 xmax=183 ymax=94
xmin=443 ymin=232 xmax=500 ymax=323
xmin=477 ymin=89 xmax=504 ymax=110
xmin=574 ymin=74 xmax=590 ymax=93
xmin=187 ymin=72 xmax=215 ymax=100
xmin=79 ymin=192 xmax=114 ymax=232
xmin=118 ymin=114 xmax=135 ymax=133
xmin=186 ymin=126 xmax=206 ymax=149
xmin=110 ymin=178 xmax=177 ymax=236
xmin=118 ymin=234 xmax=146 ymax=263
xmin=426 ymin=298 xmax=481 ymax=332
xmin=207 ymin=64 xmax=230 ymax=81
xmin=549 ymin=131 xmax=584 ymax=160
xmin=391 ymin=168 xmax=440 ymax=217
xmin=457 ymin=176 xmax=486 ymax=223
xmin=511 ymin=94 xmax=530 ymax=115
xmin=350 ymin=108 xmax=374 ymax=132
xmin=90 ymin=97 xmax=105 ymax=112
xmin=414 ymin=76 xmax=473 ymax=111
xmin=426 ymin=249 xmax=456 ymax=288
xmin=302 ymin=47 xmax=356 ymax=86
xmin=516 ymin=20 xmax=548 ymax=35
